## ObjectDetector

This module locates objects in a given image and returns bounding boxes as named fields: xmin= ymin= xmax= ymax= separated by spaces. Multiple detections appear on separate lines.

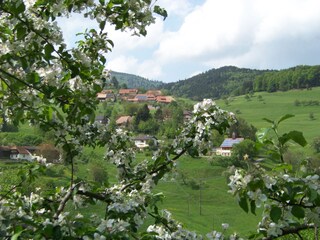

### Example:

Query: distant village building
xmin=95 ymin=115 xmax=108 ymax=124
xmin=183 ymin=110 xmax=192 ymax=121
xmin=0 ymin=146 xmax=36 ymax=161
xmin=156 ymin=96 xmax=174 ymax=104
xmin=216 ymin=136 xmax=244 ymax=157
xmin=146 ymin=90 xmax=162 ymax=96
xmin=118 ymin=88 xmax=139 ymax=100
xmin=97 ymin=90 xmax=115 ymax=101
xmin=130 ymin=94 xmax=156 ymax=102
xmin=132 ymin=135 xmax=157 ymax=149
xmin=116 ymin=115 xmax=133 ymax=127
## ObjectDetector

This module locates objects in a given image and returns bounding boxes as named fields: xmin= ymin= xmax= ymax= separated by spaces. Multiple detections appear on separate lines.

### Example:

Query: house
xmin=132 ymin=135 xmax=157 ymax=149
xmin=0 ymin=146 xmax=35 ymax=161
xmin=119 ymin=88 xmax=139 ymax=95
xmin=146 ymin=90 xmax=162 ymax=96
xmin=97 ymin=90 xmax=115 ymax=101
xmin=116 ymin=115 xmax=132 ymax=127
xmin=156 ymin=96 xmax=174 ymax=104
xmin=183 ymin=110 xmax=192 ymax=121
xmin=130 ymin=94 xmax=156 ymax=102
xmin=95 ymin=115 xmax=108 ymax=124
xmin=118 ymin=89 xmax=139 ymax=101
xmin=215 ymin=137 xmax=244 ymax=157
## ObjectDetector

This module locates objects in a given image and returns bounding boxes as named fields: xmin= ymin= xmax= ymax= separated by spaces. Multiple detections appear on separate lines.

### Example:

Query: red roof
xmin=116 ymin=116 xmax=132 ymax=125
xmin=156 ymin=96 xmax=174 ymax=103
xmin=119 ymin=89 xmax=138 ymax=95
xmin=146 ymin=90 xmax=162 ymax=96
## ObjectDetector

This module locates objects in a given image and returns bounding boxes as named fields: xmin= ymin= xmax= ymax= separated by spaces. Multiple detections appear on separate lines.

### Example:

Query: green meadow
xmin=1 ymin=88 xmax=319 ymax=238
xmin=216 ymin=87 xmax=320 ymax=144
xmin=154 ymin=156 xmax=261 ymax=236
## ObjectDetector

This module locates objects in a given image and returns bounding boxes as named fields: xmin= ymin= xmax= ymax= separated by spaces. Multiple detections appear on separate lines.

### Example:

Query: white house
xmin=216 ymin=137 xmax=244 ymax=157
xmin=132 ymin=135 xmax=157 ymax=149
xmin=9 ymin=146 xmax=34 ymax=161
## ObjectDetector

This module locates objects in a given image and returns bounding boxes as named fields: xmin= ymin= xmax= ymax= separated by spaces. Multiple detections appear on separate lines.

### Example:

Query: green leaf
xmin=44 ymin=44 xmax=54 ymax=61
xmin=239 ymin=196 xmax=249 ymax=213
xmin=27 ymin=72 xmax=40 ymax=84
xmin=250 ymin=200 xmax=256 ymax=215
xmin=20 ymin=57 xmax=29 ymax=70
xmin=99 ymin=20 xmax=106 ymax=31
xmin=70 ymin=65 xmax=79 ymax=78
xmin=262 ymin=118 xmax=274 ymax=124
xmin=287 ymin=130 xmax=307 ymax=147
xmin=270 ymin=206 xmax=282 ymax=223
xmin=53 ymin=226 xmax=62 ymax=239
xmin=309 ymin=189 xmax=318 ymax=202
xmin=256 ymin=128 xmax=270 ymax=143
xmin=279 ymin=131 xmax=307 ymax=147
xmin=47 ymin=106 xmax=53 ymax=121
xmin=11 ymin=230 xmax=24 ymax=240
xmin=291 ymin=205 xmax=305 ymax=219
xmin=107 ymin=39 xmax=114 ymax=48
xmin=272 ymin=163 xmax=293 ymax=172
xmin=153 ymin=5 xmax=168 ymax=20
xmin=14 ymin=1 xmax=26 ymax=15
xmin=277 ymin=114 xmax=295 ymax=125
xmin=187 ymin=147 xmax=199 ymax=157
xmin=15 ymin=23 xmax=27 ymax=40
xmin=1 ymin=80 xmax=8 ymax=91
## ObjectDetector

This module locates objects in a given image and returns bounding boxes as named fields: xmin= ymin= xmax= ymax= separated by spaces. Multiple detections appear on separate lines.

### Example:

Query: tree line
xmin=164 ymin=65 xmax=320 ymax=100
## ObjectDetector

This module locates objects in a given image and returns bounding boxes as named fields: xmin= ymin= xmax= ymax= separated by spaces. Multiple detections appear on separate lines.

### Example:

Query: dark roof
xmin=132 ymin=135 xmax=156 ymax=141
xmin=95 ymin=115 xmax=106 ymax=120
xmin=136 ymin=95 xmax=148 ymax=100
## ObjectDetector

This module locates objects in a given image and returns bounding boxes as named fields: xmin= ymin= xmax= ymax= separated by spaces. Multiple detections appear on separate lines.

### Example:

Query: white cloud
xmin=58 ymin=0 xmax=320 ymax=82
xmin=57 ymin=14 xmax=98 ymax=48
xmin=156 ymin=0 xmax=255 ymax=62
xmin=106 ymin=19 xmax=165 ymax=54
xmin=155 ymin=0 xmax=320 ymax=75
xmin=107 ymin=56 xmax=162 ymax=80
xmin=157 ymin=0 xmax=194 ymax=17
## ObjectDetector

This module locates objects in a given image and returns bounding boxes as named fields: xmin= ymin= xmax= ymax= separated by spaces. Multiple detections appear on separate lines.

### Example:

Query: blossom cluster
xmin=228 ymin=161 xmax=320 ymax=238
xmin=172 ymin=99 xmax=236 ymax=156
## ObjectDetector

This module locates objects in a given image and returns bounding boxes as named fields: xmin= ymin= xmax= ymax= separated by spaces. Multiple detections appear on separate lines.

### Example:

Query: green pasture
xmin=216 ymin=87 xmax=320 ymax=143
xmin=1 ymin=87 xmax=320 ymax=238
xmin=153 ymin=156 xmax=261 ymax=236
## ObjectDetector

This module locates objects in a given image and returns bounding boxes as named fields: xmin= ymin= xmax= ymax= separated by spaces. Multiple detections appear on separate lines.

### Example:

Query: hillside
xmin=110 ymin=71 xmax=164 ymax=89
xmin=163 ymin=65 xmax=320 ymax=100
xmin=216 ymin=87 xmax=320 ymax=144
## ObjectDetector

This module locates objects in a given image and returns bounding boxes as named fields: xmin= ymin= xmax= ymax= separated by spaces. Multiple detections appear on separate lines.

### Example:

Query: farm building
xmin=215 ymin=137 xmax=244 ymax=157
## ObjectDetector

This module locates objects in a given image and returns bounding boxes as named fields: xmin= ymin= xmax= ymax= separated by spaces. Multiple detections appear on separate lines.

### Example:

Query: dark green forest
xmin=163 ymin=65 xmax=320 ymax=100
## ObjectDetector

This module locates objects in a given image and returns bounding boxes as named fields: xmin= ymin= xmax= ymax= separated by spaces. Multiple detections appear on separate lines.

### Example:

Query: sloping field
xmin=216 ymin=87 xmax=320 ymax=143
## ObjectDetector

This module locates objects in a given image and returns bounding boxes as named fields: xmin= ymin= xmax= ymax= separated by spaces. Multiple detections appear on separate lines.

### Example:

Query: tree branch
xmin=53 ymin=182 xmax=81 ymax=219
xmin=268 ymin=196 xmax=316 ymax=209
xmin=263 ymin=224 xmax=314 ymax=240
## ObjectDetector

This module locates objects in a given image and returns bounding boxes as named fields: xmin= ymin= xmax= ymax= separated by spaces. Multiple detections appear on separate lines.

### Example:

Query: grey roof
xmin=133 ymin=135 xmax=156 ymax=141
xmin=136 ymin=95 xmax=148 ymax=100
xmin=220 ymin=138 xmax=244 ymax=148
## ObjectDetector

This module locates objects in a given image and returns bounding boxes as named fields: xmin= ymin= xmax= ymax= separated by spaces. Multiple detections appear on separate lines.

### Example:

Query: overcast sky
xmin=59 ymin=0 xmax=320 ymax=83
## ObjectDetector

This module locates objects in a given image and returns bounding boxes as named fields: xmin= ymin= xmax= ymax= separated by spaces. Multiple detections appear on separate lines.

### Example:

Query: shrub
xmin=90 ymin=164 xmax=108 ymax=185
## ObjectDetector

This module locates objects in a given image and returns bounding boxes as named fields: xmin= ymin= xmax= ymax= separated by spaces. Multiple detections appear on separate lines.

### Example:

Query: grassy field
xmin=216 ymin=87 xmax=320 ymax=144
xmin=154 ymin=156 xmax=261 ymax=237
xmin=1 ymin=88 xmax=319 ymax=238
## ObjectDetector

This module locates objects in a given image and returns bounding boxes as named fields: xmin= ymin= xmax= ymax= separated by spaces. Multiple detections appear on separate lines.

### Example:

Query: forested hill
xmin=163 ymin=65 xmax=320 ymax=100
xmin=110 ymin=71 xmax=164 ymax=89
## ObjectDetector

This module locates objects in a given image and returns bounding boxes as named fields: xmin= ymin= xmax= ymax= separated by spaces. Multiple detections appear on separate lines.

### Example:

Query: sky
xmin=59 ymin=0 xmax=320 ymax=83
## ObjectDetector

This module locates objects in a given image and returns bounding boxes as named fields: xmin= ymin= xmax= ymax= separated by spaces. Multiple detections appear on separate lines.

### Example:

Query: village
xmin=96 ymin=88 xmax=174 ymax=104
xmin=0 ymin=87 xmax=244 ymax=162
